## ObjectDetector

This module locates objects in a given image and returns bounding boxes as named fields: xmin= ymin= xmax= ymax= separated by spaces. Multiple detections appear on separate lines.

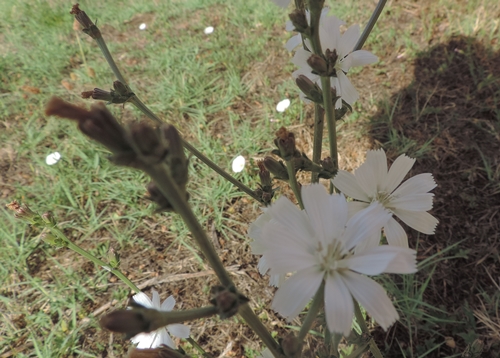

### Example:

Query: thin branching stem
xmin=298 ymin=281 xmax=324 ymax=341
xmin=311 ymin=104 xmax=324 ymax=183
xmin=353 ymin=300 xmax=384 ymax=358
xmin=354 ymin=0 xmax=388 ymax=51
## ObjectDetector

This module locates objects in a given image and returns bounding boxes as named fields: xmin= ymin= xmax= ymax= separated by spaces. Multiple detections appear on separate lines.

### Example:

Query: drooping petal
xmin=302 ymin=184 xmax=337 ymax=246
xmin=341 ymin=271 xmax=399 ymax=331
xmin=337 ymin=24 xmax=360 ymax=58
xmin=390 ymin=193 xmax=434 ymax=211
xmin=384 ymin=217 xmax=408 ymax=247
xmin=332 ymin=171 xmax=371 ymax=202
xmin=391 ymin=173 xmax=437 ymax=197
xmin=132 ymin=292 xmax=153 ymax=308
xmin=336 ymin=71 xmax=359 ymax=106
xmin=383 ymin=154 xmax=416 ymax=193
xmin=271 ymin=266 xmax=323 ymax=320
xmin=161 ymin=295 xmax=175 ymax=311
xmin=167 ymin=323 xmax=190 ymax=339
xmin=343 ymin=202 xmax=390 ymax=250
xmin=324 ymin=271 xmax=354 ymax=336
xmin=393 ymin=209 xmax=438 ymax=234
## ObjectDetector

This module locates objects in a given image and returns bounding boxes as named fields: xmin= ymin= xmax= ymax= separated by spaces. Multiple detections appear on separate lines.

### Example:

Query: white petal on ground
xmin=204 ymin=26 xmax=214 ymax=34
xmin=384 ymin=217 xmax=408 ymax=247
xmin=392 ymin=209 xmax=438 ymax=234
xmin=139 ymin=23 xmax=147 ymax=30
xmin=231 ymin=155 xmax=246 ymax=173
xmin=324 ymin=271 xmax=355 ymax=336
xmin=276 ymin=98 xmax=291 ymax=112
xmin=341 ymin=271 xmax=399 ymax=331
xmin=45 ymin=152 xmax=61 ymax=165
xmin=271 ymin=266 xmax=323 ymax=320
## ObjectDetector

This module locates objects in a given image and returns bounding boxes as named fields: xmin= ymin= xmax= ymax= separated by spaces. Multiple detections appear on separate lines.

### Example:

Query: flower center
xmin=316 ymin=239 xmax=350 ymax=276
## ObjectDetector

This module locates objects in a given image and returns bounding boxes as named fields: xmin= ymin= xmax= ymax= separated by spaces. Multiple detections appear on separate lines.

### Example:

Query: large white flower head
xmin=131 ymin=290 xmax=190 ymax=349
xmin=332 ymin=149 xmax=438 ymax=248
xmin=252 ymin=184 xmax=417 ymax=336
xmin=290 ymin=12 xmax=378 ymax=108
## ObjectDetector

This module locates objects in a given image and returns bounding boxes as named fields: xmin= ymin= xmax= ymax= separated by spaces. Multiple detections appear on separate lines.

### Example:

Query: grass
xmin=1 ymin=0 xmax=500 ymax=357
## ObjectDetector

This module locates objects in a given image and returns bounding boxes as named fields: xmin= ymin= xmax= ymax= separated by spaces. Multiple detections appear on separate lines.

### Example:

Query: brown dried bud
xmin=288 ymin=9 xmax=308 ymax=32
xmin=6 ymin=201 xmax=42 ymax=225
xmin=263 ymin=157 xmax=289 ymax=180
xmin=160 ymin=125 xmax=188 ymax=190
xmin=81 ymin=90 xmax=94 ymax=99
xmin=295 ymin=75 xmax=323 ymax=104
xmin=307 ymin=54 xmax=328 ymax=75
xmin=281 ymin=333 xmax=302 ymax=358
xmin=128 ymin=123 xmax=166 ymax=163
xmin=209 ymin=286 xmax=249 ymax=319
xmin=70 ymin=4 xmax=101 ymax=39
xmin=325 ymin=48 xmax=339 ymax=75
xmin=257 ymin=160 xmax=272 ymax=188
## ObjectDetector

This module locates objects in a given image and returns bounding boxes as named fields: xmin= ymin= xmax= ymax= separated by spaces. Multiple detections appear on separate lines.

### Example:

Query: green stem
xmin=311 ymin=104 xmax=324 ymax=183
xmin=48 ymin=226 xmax=140 ymax=293
xmin=353 ymin=0 xmax=388 ymax=51
xmin=145 ymin=164 xmax=283 ymax=358
xmin=319 ymin=76 xmax=338 ymax=194
xmin=186 ymin=337 xmax=213 ymax=358
xmin=94 ymin=37 xmax=128 ymax=85
xmin=353 ymin=300 xmax=384 ymax=358
xmin=298 ymin=281 xmax=324 ymax=341
xmin=284 ymin=158 xmax=304 ymax=210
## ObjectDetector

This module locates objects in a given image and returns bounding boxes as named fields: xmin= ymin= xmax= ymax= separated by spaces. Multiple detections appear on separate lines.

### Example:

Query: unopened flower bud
xmin=113 ymin=81 xmax=131 ymax=96
xmin=41 ymin=211 xmax=57 ymax=226
xmin=108 ymin=247 xmax=120 ymax=268
xmin=274 ymin=127 xmax=298 ymax=160
xmin=6 ymin=201 xmax=42 ymax=225
xmin=100 ymin=310 xmax=151 ymax=339
xmin=288 ymin=9 xmax=308 ymax=32
xmin=319 ymin=157 xmax=337 ymax=179
xmin=40 ymin=229 xmax=67 ymax=247
xmin=128 ymin=123 xmax=166 ymax=163
xmin=70 ymin=4 xmax=101 ymax=39
xmin=325 ymin=48 xmax=339 ymax=75
xmin=281 ymin=333 xmax=302 ymax=358
xmin=209 ymin=286 xmax=249 ymax=319
xmin=307 ymin=54 xmax=328 ymax=75
xmin=257 ymin=160 xmax=272 ymax=188
xmin=295 ymin=75 xmax=323 ymax=104
xmin=160 ymin=125 xmax=188 ymax=190
xmin=263 ymin=157 xmax=289 ymax=180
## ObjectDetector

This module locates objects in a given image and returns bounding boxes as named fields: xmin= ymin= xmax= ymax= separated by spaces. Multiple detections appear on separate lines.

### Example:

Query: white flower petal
xmin=354 ymin=152 xmax=382 ymax=197
xmin=338 ymin=24 xmax=359 ymax=58
xmin=330 ymin=193 xmax=349 ymax=235
xmin=286 ymin=34 xmax=302 ymax=51
xmin=366 ymin=149 xmax=388 ymax=191
xmin=383 ymin=153 xmax=415 ymax=193
xmin=132 ymin=292 xmax=153 ymax=308
xmin=324 ymin=271 xmax=354 ymax=336
xmin=384 ymin=217 xmax=408 ymax=247
xmin=390 ymin=193 xmax=434 ymax=211
xmin=343 ymin=202 xmax=390 ymax=250
xmin=161 ymin=295 xmax=175 ymax=311
xmin=347 ymin=200 xmax=369 ymax=219
xmin=157 ymin=328 xmax=176 ymax=348
xmin=344 ymin=246 xmax=416 ymax=275
xmin=393 ymin=209 xmax=438 ymax=234
xmin=348 ymin=50 xmax=379 ymax=67
xmin=257 ymin=255 xmax=271 ymax=275
xmin=269 ymin=273 xmax=286 ymax=287
xmin=319 ymin=14 xmax=344 ymax=51
xmin=301 ymin=184 xmax=336 ymax=244
xmin=131 ymin=332 xmax=155 ymax=348
xmin=332 ymin=171 xmax=370 ymax=202
xmin=167 ymin=323 xmax=190 ymax=339
xmin=337 ymin=71 xmax=359 ymax=106
xmin=272 ymin=266 xmax=323 ymax=320
xmin=392 ymin=173 xmax=437 ymax=197
xmin=341 ymin=271 xmax=399 ymax=331
xmin=266 ymin=196 xmax=314 ymax=240
xmin=152 ymin=290 xmax=161 ymax=308
xmin=264 ymin=220 xmax=312 ymax=257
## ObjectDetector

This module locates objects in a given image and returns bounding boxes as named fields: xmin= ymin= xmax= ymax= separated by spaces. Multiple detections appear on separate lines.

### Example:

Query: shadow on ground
xmin=369 ymin=35 xmax=500 ymax=357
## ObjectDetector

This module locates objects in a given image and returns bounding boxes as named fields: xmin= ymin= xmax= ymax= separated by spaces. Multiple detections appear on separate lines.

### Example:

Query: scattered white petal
xmin=139 ymin=23 xmax=147 ymax=30
xmin=45 ymin=152 xmax=61 ymax=165
xmin=231 ymin=155 xmax=246 ymax=173
xmin=276 ymin=98 xmax=290 ymax=112
xmin=204 ymin=26 xmax=214 ymax=34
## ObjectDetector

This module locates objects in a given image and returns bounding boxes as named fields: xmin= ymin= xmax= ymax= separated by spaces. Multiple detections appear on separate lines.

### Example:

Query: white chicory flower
xmin=332 ymin=149 xmax=438 ymax=248
xmin=251 ymin=184 xmax=417 ymax=336
xmin=131 ymin=290 xmax=190 ymax=349
xmin=291 ymin=13 xmax=378 ymax=108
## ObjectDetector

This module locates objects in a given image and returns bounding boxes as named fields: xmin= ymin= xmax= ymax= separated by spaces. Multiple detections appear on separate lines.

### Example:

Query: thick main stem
xmin=319 ymin=76 xmax=338 ymax=193
xmin=311 ymin=104 xmax=324 ymax=183
xmin=145 ymin=164 xmax=283 ymax=358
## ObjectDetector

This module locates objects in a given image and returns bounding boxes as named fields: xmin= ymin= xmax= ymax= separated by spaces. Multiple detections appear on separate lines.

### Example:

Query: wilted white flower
xmin=252 ymin=184 xmax=417 ymax=336
xmin=231 ymin=155 xmax=246 ymax=173
xmin=131 ymin=290 xmax=190 ymax=349
xmin=45 ymin=152 xmax=61 ymax=165
xmin=332 ymin=149 xmax=438 ymax=248
xmin=291 ymin=13 xmax=378 ymax=108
